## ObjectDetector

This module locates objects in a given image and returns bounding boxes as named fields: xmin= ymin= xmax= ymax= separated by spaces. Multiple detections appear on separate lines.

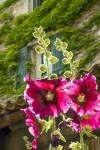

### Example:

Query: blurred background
xmin=0 ymin=0 xmax=100 ymax=149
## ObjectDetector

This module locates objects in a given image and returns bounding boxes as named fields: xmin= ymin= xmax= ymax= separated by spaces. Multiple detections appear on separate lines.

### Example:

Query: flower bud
xmin=63 ymin=71 xmax=72 ymax=78
xmin=63 ymin=51 xmax=73 ymax=59
xmin=49 ymin=56 xmax=59 ymax=64
xmin=73 ymin=60 xmax=79 ymax=68
xmin=39 ymin=64 xmax=48 ymax=73
xmin=45 ymin=51 xmax=52 ymax=58
xmin=62 ymin=58 xmax=71 ymax=64
xmin=35 ymin=46 xmax=44 ymax=54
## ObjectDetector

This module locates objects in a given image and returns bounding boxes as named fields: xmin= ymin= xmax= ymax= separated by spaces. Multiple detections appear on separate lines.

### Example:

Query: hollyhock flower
xmin=24 ymin=76 xmax=70 ymax=118
xmin=81 ymin=112 xmax=100 ymax=130
xmin=66 ymin=73 xmax=100 ymax=116
xmin=70 ymin=109 xmax=100 ymax=132
xmin=23 ymin=108 xmax=41 ymax=150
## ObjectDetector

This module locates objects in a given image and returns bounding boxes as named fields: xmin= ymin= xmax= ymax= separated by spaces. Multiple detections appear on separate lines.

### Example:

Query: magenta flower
xmin=24 ymin=77 xmax=69 ymax=118
xmin=23 ymin=108 xmax=41 ymax=150
xmin=71 ymin=111 xmax=100 ymax=132
xmin=81 ymin=112 xmax=100 ymax=130
xmin=66 ymin=73 xmax=100 ymax=116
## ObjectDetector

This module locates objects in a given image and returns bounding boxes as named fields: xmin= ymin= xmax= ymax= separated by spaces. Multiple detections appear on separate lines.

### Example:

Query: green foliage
xmin=0 ymin=0 xmax=19 ymax=12
xmin=0 ymin=12 xmax=13 ymax=22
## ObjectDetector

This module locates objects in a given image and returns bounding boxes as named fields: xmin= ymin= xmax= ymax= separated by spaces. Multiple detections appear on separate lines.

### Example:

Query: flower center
xmin=77 ymin=94 xmax=85 ymax=104
xmin=46 ymin=91 xmax=54 ymax=101
xmin=82 ymin=114 xmax=90 ymax=120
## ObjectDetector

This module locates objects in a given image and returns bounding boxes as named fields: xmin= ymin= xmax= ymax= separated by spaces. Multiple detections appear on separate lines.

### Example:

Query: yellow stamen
xmin=46 ymin=91 xmax=54 ymax=101
xmin=77 ymin=95 xmax=85 ymax=103
xmin=82 ymin=114 xmax=90 ymax=120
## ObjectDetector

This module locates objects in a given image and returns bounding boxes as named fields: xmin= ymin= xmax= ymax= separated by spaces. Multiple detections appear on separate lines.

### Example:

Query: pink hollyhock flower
xmin=81 ymin=112 xmax=100 ymax=130
xmin=23 ymin=108 xmax=41 ymax=150
xmin=66 ymin=73 xmax=100 ymax=116
xmin=70 ymin=109 xmax=100 ymax=132
xmin=24 ymin=77 xmax=70 ymax=118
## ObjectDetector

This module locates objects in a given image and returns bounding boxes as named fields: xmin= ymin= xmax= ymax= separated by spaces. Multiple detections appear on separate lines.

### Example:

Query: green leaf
xmin=56 ymin=146 xmax=63 ymax=150
xmin=41 ymin=118 xmax=53 ymax=133
xmin=69 ymin=142 xmax=82 ymax=150
xmin=52 ymin=129 xmax=66 ymax=143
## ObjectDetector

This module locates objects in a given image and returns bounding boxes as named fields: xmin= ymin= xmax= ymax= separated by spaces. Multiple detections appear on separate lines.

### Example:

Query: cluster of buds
xmin=33 ymin=26 xmax=79 ymax=79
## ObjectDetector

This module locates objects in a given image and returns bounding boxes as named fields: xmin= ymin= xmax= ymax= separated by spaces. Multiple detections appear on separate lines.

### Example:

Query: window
xmin=33 ymin=0 xmax=42 ymax=9
xmin=42 ymin=36 xmax=64 ymax=75
xmin=17 ymin=46 xmax=31 ymax=78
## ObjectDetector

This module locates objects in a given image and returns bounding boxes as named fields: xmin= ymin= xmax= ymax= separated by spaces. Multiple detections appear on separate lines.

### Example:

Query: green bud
xmin=63 ymin=51 xmax=73 ymax=59
xmin=38 ymin=39 xmax=45 ymax=45
xmin=63 ymin=71 xmax=72 ymax=78
xmin=54 ymin=38 xmax=63 ymax=51
xmin=54 ymin=38 xmax=62 ymax=46
xmin=54 ymin=38 xmax=68 ymax=51
xmin=62 ymin=58 xmax=71 ymax=64
xmin=69 ymin=142 xmax=82 ymax=150
xmin=72 ymin=60 xmax=79 ymax=68
xmin=56 ymin=146 xmax=63 ymax=150
xmin=33 ymin=26 xmax=46 ymax=39
xmin=62 ymin=42 xmax=68 ymax=50
xmin=45 ymin=51 xmax=52 ymax=58
xmin=44 ymin=38 xmax=50 ymax=47
xmin=51 ymin=73 xmax=58 ymax=79
xmin=39 ymin=64 xmax=48 ymax=73
xmin=35 ymin=46 xmax=44 ymax=54
xmin=49 ymin=56 xmax=59 ymax=64
xmin=34 ymin=26 xmax=43 ymax=33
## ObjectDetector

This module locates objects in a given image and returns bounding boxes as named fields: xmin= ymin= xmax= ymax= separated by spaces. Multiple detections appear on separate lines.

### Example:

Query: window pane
xmin=51 ymin=36 xmax=64 ymax=74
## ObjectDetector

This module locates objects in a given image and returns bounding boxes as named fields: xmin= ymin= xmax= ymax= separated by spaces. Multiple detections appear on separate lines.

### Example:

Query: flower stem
xmin=80 ymin=130 xmax=85 ymax=150
xmin=46 ymin=57 xmax=50 ymax=79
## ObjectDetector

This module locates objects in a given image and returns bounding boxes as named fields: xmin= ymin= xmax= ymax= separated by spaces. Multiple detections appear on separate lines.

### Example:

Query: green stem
xmin=80 ymin=130 xmax=84 ymax=150
xmin=46 ymin=57 xmax=50 ymax=79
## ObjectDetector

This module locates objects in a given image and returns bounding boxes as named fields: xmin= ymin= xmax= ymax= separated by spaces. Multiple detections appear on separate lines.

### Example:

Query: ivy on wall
xmin=0 ymin=0 xmax=19 ymax=12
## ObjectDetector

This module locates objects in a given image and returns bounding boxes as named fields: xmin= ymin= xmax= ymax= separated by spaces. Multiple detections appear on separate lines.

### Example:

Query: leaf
xmin=56 ymin=145 xmax=63 ymax=150
xmin=41 ymin=118 xmax=53 ymax=133
xmin=52 ymin=129 xmax=66 ymax=143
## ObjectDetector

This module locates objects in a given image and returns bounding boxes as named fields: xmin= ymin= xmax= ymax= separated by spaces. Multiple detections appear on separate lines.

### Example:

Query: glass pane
xmin=51 ymin=36 xmax=64 ymax=74
xmin=17 ymin=47 xmax=28 ymax=78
